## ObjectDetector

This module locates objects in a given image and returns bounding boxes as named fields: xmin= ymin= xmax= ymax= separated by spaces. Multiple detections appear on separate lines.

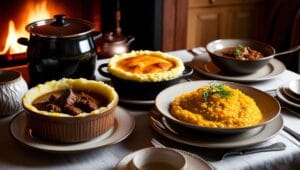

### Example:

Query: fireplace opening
xmin=101 ymin=0 xmax=162 ymax=51
xmin=0 ymin=0 xmax=163 ymax=81
xmin=0 ymin=0 xmax=103 ymax=68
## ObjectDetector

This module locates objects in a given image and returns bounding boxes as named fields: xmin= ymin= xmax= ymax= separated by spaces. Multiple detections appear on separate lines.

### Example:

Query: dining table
xmin=0 ymin=47 xmax=300 ymax=170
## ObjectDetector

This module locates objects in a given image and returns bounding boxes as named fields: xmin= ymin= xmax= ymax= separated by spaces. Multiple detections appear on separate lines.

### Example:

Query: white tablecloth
xmin=0 ymin=49 xmax=300 ymax=170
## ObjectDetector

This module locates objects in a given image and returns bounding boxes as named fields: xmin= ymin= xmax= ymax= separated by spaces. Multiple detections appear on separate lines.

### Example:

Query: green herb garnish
xmin=233 ymin=45 xmax=244 ymax=57
xmin=202 ymin=83 xmax=231 ymax=101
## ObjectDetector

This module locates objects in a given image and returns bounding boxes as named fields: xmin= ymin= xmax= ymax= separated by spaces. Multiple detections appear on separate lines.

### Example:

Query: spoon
xmin=288 ymin=79 xmax=300 ymax=97
xmin=272 ymin=45 xmax=300 ymax=58
xmin=220 ymin=142 xmax=286 ymax=160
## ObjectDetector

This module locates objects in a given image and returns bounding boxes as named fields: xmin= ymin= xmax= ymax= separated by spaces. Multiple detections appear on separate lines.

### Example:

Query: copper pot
xmin=96 ymin=32 xmax=135 ymax=59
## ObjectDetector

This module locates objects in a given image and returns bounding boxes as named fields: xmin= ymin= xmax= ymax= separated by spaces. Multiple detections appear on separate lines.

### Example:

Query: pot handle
xmin=180 ymin=65 xmax=194 ymax=78
xmin=98 ymin=63 xmax=112 ymax=78
xmin=126 ymin=35 xmax=135 ymax=45
xmin=92 ymin=31 xmax=102 ymax=41
xmin=17 ymin=37 xmax=29 ymax=46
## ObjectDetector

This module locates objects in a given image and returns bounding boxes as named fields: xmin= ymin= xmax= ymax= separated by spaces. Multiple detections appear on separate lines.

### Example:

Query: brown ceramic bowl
xmin=206 ymin=39 xmax=275 ymax=74
xmin=22 ymin=78 xmax=118 ymax=143
xmin=156 ymin=80 xmax=281 ymax=134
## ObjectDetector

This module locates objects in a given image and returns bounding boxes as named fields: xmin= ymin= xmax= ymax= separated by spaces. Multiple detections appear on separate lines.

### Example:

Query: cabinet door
xmin=187 ymin=7 xmax=227 ymax=49
xmin=227 ymin=6 xmax=260 ymax=39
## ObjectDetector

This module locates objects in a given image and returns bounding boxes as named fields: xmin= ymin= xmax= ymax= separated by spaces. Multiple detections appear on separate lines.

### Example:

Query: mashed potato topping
xmin=170 ymin=84 xmax=263 ymax=128
xmin=108 ymin=50 xmax=184 ymax=82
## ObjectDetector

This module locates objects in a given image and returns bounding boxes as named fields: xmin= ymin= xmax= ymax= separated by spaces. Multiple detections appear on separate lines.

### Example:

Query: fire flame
xmin=0 ymin=1 xmax=52 ymax=55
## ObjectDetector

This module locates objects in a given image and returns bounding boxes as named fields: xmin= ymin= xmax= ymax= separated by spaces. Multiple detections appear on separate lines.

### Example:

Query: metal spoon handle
xmin=283 ymin=126 xmax=300 ymax=141
xmin=222 ymin=142 xmax=286 ymax=159
xmin=274 ymin=45 xmax=300 ymax=57
xmin=239 ymin=142 xmax=286 ymax=154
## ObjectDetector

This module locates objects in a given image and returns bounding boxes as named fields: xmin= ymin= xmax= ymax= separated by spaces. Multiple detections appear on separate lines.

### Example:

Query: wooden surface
xmin=162 ymin=0 xmax=264 ymax=51
xmin=162 ymin=0 xmax=188 ymax=51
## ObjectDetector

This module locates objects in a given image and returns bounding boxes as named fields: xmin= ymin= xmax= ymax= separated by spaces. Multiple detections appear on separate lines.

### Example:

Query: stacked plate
xmin=276 ymin=80 xmax=300 ymax=109
xmin=151 ymin=80 xmax=283 ymax=149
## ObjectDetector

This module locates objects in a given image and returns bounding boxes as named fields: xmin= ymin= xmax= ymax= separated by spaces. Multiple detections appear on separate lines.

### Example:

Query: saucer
xmin=10 ymin=107 xmax=135 ymax=153
xmin=193 ymin=58 xmax=285 ymax=82
xmin=115 ymin=147 xmax=213 ymax=170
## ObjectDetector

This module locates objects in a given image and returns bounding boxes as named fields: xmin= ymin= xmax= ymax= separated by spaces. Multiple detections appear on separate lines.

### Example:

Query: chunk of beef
xmin=78 ymin=92 xmax=96 ymax=103
xmin=76 ymin=92 xmax=98 ymax=112
xmin=64 ymin=105 xmax=82 ymax=116
xmin=49 ymin=94 xmax=60 ymax=103
xmin=33 ymin=88 xmax=102 ymax=116
xmin=46 ymin=104 xmax=61 ymax=112
xmin=34 ymin=102 xmax=50 ymax=111
xmin=58 ymin=88 xmax=77 ymax=107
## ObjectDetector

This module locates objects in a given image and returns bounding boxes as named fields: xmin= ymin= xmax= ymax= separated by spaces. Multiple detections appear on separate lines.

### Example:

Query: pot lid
xmin=25 ymin=14 xmax=94 ymax=38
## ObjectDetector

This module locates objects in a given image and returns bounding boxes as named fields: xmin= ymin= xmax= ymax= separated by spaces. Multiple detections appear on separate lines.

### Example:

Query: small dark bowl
xmin=98 ymin=63 xmax=193 ymax=100
xmin=206 ymin=39 xmax=276 ymax=74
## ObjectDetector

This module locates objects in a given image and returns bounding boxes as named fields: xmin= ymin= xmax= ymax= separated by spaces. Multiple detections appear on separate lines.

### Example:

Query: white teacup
xmin=131 ymin=147 xmax=186 ymax=170
xmin=0 ymin=70 xmax=28 ymax=116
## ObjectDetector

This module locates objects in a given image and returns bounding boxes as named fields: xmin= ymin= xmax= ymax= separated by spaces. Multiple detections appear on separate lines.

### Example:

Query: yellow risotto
xmin=170 ymin=84 xmax=263 ymax=128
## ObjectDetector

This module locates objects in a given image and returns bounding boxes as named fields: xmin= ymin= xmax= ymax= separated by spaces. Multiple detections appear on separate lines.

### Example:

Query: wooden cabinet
xmin=228 ymin=6 xmax=258 ymax=38
xmin=187 ymin=7 xmax=227 ymax=48
xmin=162 ymin=0 xmax=264 ymax=51
xmin=186 ymin=0 xmax=263 ymax=49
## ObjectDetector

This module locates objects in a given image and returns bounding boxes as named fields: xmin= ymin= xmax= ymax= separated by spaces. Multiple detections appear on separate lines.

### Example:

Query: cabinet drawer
xmin=189 ymin=0 xmax=262 ymax=8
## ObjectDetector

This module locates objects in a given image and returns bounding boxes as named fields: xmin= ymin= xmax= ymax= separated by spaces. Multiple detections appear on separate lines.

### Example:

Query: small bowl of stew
xmin=206 ymin=39 xmax=275 ymax=74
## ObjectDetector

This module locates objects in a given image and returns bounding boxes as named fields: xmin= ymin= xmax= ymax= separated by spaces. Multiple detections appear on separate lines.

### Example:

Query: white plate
xmin=193 ymin=58 xmax=285 ymax=82
xmin=150 ymin=111 xmax=283 ymax=149
xmin=276 ymin=87 xmax=300 ymax=108
xmin=155 ymin=80 xmax=280 ymax=134
xmin=115 ymin=147 xmax=213 ymax=170
xmin=10 ymin=107 xmax=135 ymax=153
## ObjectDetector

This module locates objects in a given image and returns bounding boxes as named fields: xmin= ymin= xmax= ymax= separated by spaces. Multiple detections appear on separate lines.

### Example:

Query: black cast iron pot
xmin=98 ymin=63 xmax=193 ymax=100
xmin=18 ymin=14 xmax=102 ymax=86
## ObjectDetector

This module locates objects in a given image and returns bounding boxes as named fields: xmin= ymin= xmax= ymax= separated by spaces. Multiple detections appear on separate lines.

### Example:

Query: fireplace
xmin=0 ymin=0 xmax=163 ymax=68
xmin=0 ymin=0 xmax=102 ymax=68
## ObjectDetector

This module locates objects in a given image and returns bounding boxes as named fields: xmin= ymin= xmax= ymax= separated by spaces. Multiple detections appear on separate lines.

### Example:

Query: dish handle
xmin=180 ymin=65 xmax=194 ymax=79
xmin=98 ymin=63 xmax=112 ymax=78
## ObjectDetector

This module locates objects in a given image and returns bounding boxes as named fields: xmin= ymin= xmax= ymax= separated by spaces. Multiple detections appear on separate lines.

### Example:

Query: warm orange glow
xmin=0 ymin=1 xmax=52 ymax=55
xmin=0 ymin=21 xmax=26 ymax=54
